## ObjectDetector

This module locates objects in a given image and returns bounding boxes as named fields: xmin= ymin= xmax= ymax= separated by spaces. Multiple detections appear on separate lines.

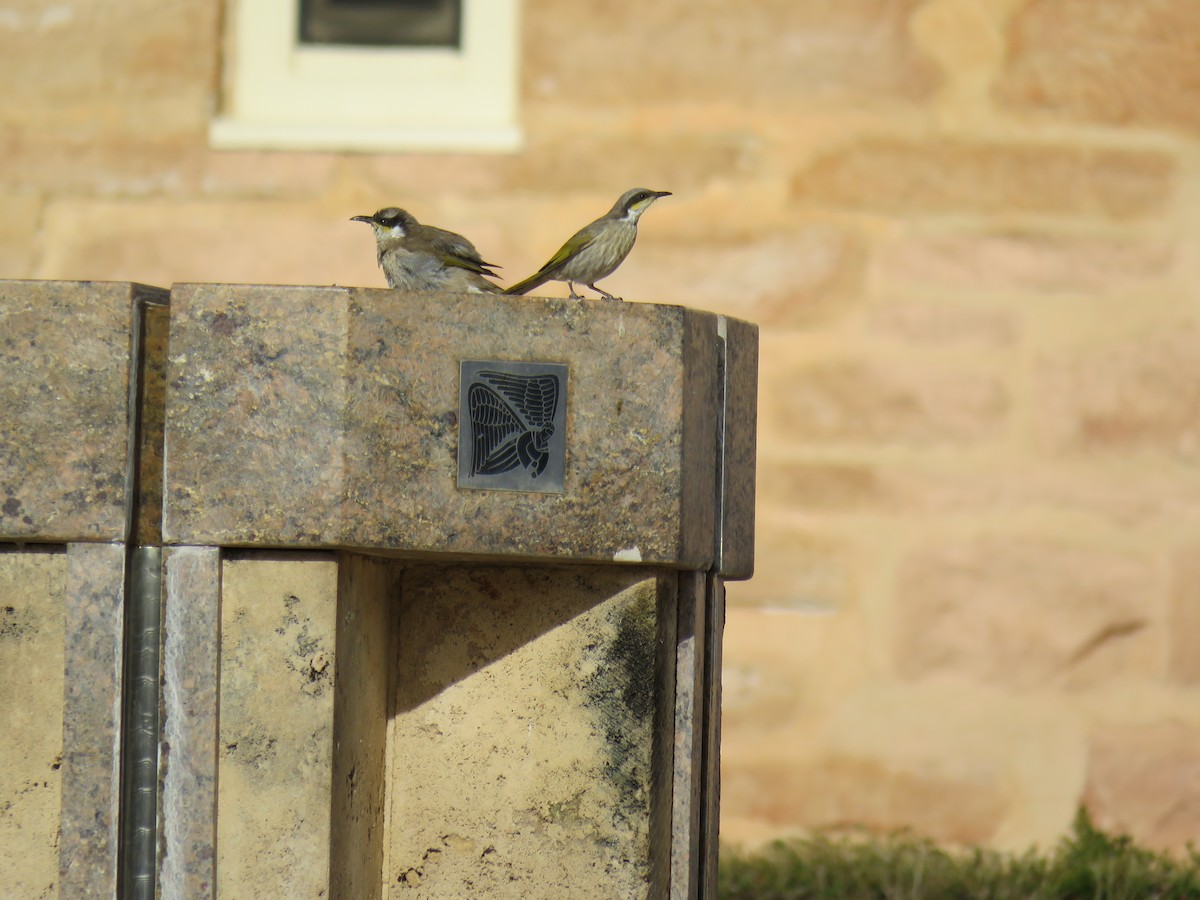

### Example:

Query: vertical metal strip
xmin=121 ymin=544 xmax=162 ymax=899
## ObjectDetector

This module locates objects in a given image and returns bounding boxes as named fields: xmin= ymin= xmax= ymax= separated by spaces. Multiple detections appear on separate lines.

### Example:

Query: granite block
xmin=386 ymin=564 xmax=675 ymax=898
xmin=162 ymin=285 xmax=755 ymax=569
xmin=59 ymin=542 xmax=126 ymax=899
xmin=0 ymin=280 xmax=168 ymax=543
xmin=0 ymin=546 xmax=67 ymax=900
xmin=160 ymin=546 xmax=221 ymax=900
xmin=217 ymin=553 xmax=338 ymax=898
xmin=717 ymin=317 xmax=758 ymax=580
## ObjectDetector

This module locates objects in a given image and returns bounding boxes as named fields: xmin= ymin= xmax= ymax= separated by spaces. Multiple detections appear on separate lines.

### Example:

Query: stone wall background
xmin=3 ymin=0 xmax=1199 ymax=854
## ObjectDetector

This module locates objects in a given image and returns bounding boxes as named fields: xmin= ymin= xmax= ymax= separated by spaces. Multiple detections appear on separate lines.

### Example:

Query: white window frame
xmin=210 ymin=0 xmax=521 ymax=152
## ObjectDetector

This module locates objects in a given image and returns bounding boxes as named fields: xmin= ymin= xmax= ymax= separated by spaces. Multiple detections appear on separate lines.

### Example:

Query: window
xmin=210 ymin=0 xmax=520 ymax=152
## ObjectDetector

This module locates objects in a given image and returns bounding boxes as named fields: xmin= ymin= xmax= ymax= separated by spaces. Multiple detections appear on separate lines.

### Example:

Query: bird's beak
xmin=653 ymin=191 xmax=672 ymax=199
xmin=350 ymin=214 xmax=374 ymax=224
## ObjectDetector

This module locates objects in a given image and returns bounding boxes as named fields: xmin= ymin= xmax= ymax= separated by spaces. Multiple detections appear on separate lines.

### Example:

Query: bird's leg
xmin=567 ymin=282 xmax=585 ymax=300
xmin=589 ymin=283 xmax=622 ymax=302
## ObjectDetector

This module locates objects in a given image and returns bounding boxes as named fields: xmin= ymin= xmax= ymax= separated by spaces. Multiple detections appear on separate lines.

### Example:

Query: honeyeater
xmin=352 ymin=207 xmax=502 ymax=294
xmin=504 ymin=188 xmax=671 ymax=301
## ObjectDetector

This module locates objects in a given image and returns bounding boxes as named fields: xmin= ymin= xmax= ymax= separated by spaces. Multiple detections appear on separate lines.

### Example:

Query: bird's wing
xmin=504 ymin=225 xmax=600 ymax=295
xmin=429 ymin=227 xmax=501 ymax=276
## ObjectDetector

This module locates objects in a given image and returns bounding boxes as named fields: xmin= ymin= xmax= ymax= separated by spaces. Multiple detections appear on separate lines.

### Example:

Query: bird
xmin=351 ymin=207 xmax=503 ymax=294
xmin=504 ymin=188 xmax=671 ymax=301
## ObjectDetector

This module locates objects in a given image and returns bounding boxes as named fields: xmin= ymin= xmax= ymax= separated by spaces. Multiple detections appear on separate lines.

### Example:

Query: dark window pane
xmin=299 ymin=0 xmax=461 ymax=48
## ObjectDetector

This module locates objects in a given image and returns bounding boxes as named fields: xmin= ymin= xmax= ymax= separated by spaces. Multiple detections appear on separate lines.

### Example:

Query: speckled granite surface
xmin=162 ymin=285 xmax=757 ymax=569
xmin=718 ymin=317 xmax=758 ymax=580
xmin=59 ymin=542 xmax=125 ymax=899
xmin=160 ymin=546 xmax=220 ymax=900
xmin=0 ymin=280 xmax=168 ymax=542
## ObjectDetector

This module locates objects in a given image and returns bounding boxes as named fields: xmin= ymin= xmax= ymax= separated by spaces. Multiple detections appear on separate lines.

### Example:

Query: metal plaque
xmin=457 ymin=360 xmax=568 ymax=493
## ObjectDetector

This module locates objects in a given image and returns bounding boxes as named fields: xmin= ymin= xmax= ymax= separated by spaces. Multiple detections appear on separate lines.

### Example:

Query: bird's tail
xmin=503 ymin=271 xmax=551 ymax=296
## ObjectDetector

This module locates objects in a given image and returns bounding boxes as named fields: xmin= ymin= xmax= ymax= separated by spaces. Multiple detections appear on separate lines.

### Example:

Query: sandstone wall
xmin=2 ymin=0 xmax=1199 ymax=854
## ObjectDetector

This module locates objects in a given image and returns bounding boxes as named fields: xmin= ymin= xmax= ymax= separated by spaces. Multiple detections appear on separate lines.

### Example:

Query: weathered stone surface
xmin=1083 ymin=722 xmax=1200 ymax=853
xmin=725 ymin=756 xmax=1009 ymax=846
xmin=896 ymin=539 xmax=1160 ymax=687
xmin=330 ymin=554 xmax=395 ymax=900
xmin=867 ymin=301 xmax=1018 ymax=347
xmin=761 ymin=352 xmax=1008 ymax=447
xmin=720 ymin=316 xmax=759 ymax=579
xmin=793 ymin=139 xmax=1175 ymax=218
xmin=722 ymin=682 xmax=1087 ymax=851
xmin=37 ymin=200 xmax=378 ymax=287
xmin=522 ymin=0 xmax=939 ymax=105
xmin=1035 ymin=325 xmax=1200 ymax=460
xmin=0 ymin=193 xmax=42 ymax=278
xmin=672 ymin=572 xmax=704 ymax=896
xmin=162 ymin=285 xmax=744 ymax=570
xmin=0 ymin=280 xmax=163 ymax=541
xmin=160 ymin=546 xmax=221 ymax=900
xmin=59 ymin=542 xmax=125 ymax=899
xmin=730 ymin=520 xmax=855 ymax=611
xmin=217 ymin=555 xmax=339 ymax=899
xmin=876 ymin=231 xmax=1176 ymax=295
xmin=0 ymin=136 xmax=341 ymax=198
xmin=0 ymin=0 xmax=218 ymax=139
xmin=388 ymin=565 xmax=673 ymax=897
xmin=1168 ymin=548 xmax=1200 ymax=685
xmin=755 ymin=457 xmax=1200 ymax=531
xmin=0 ymin=548 xmax=66 ymax=900
xmin=625 ymin=226 xmax=867 ymax=327
xmin=995 ymin=0 xmax=1200 ymax=135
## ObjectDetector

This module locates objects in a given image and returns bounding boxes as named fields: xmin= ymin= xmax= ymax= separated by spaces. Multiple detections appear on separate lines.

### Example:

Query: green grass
xmin=718 ymin=809 xmax=1200 ymax=899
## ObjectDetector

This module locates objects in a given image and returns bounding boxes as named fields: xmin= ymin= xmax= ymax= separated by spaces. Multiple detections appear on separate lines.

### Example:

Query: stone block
xmin=1168 ymin=548 xmax=1200 ymax=685
xmin=1035 ymin=325 xmax=1200 ymax=460
xmin=760 ymin=352 xmax=1008 ymax=448
xmin=0 ymin=193 xmax=43 ymax=278
xmin=756 ymin=455 xmax=1200 ymax=533
xmin=792 ymin=139 xmax=1174 ymax=219
xmin=728 ymin=520 xmax=856 ymax=611
xmin=387 ymin=564 xmax=675 ymax=896
xmin=217 ymin=555 xmax=339 ymax=898
xmin=722 ymin=683 xmax=1087 ymax=850
xmin=37 ymin=200 xmax=378 ymax=287
xmin=875 ymin=231 xmax=1176 ymax=296
xmin=0 ymin=548 xmax=66 ymax=900
xmin=59 ymin=543 xmax=126 ymax=898
xmin=521 ymin=0 xmax=938 ymax=106
xmin=0 ymin=0 xmax=217 ymax=140
xmin=995 ymin=0 xmax=1200 ymax=135
xmin=160 ymin=546 xmax=221 ymax=899
xmin=0 ymin=279 xmax=167 ymax=542
xmin=866 ymin=301 xmax=1018 ymax=348
xmin=159 ymin=553 xmax=684 ymax=897
xmin=163 ymin=285 xmax=756 ymax=573
xmin=896 ymin=538 xmax=1160 ymax=687
xmin=1083 ymin=722 xmax=1200 ymax=853
xmin=624 ymin=226 xmax=868 ymax=328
